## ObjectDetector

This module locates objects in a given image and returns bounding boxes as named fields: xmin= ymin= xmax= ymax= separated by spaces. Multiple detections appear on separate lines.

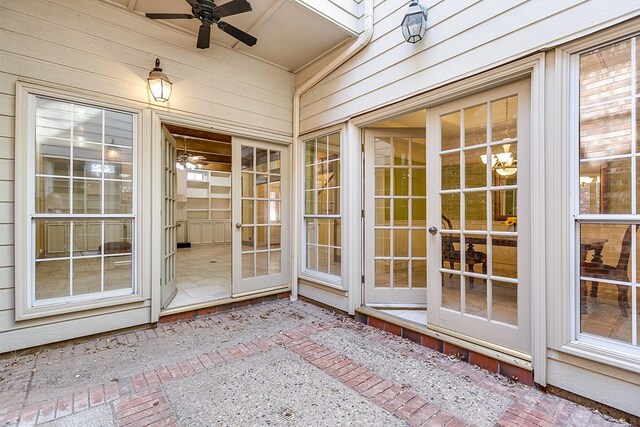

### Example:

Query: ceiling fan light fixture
xmin=148 ymin=58 xmax=172 ymax=102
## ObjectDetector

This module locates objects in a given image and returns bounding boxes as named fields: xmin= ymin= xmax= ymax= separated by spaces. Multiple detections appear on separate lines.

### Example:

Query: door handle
xmin=235 ymin=222 xmax=242 ymax=229
xmin=428 ymin=226 xmax=438 ymax=235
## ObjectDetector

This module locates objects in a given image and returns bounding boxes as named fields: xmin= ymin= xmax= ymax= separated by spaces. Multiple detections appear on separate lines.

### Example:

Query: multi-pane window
xmin=576 ymin=36 xmax=640 ymax=348
xmin=32 ymin=97 xmax=135 ymax=305
xmin=304 ymin=132 xmax=341 ymax=278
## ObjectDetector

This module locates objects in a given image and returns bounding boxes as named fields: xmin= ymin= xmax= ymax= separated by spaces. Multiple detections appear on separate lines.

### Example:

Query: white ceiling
xmin=104 ymin=0 xmax=356 ymax=71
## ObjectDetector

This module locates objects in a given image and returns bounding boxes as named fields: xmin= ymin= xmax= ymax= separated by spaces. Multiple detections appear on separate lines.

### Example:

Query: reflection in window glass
xmin=576 ymin=36 xmax=640 ymax=347
xmin=304 ymin=131 xmax=341 ymax=278
xmin=32 ymin=97 xmax=135 ymax=304
xmin=439 ymin=92 xmax=519 ymax=325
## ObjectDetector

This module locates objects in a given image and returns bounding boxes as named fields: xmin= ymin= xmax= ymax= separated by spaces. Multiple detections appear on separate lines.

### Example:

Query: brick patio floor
xmin=0 ymin=300 xmax=632 ymax=426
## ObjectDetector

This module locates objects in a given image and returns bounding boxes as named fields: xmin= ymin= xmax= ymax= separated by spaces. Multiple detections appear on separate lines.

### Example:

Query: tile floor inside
xmin=165 ymin=244 xmax=232 ymax=309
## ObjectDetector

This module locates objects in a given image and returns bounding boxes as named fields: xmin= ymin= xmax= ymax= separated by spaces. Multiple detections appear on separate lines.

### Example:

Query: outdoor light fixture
xmin=106 ymin=138 xmax=121 ymax=161
xmin=401 ymin=0 xmax=428 ymax=44
xmin=147 ymin=58 xmax=172 ymax=102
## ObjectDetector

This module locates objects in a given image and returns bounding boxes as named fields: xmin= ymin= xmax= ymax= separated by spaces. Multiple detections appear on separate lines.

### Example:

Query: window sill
xmin=15 ymin=292 xmax=145 ymax=322
xmin=558 ymin=339 xmax=640 ymax=375
xmin=299 ymin=271 xmax=344 ymax=291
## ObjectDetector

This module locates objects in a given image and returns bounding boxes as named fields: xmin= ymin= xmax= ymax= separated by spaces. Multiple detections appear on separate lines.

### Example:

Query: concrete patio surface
xmin=0 ymin=300 xmax=632 ymax=426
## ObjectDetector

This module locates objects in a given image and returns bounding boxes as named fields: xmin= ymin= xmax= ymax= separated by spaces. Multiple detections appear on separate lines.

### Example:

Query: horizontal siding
xmin=0 ymin=266 xmax=13 ymax=290
xmin=299 ymin=0 xmax=640 ymax=132
xmin=0 ymin=202 xmax=13 ymax=224
xmin=0 ymin=288 xmax=14 ymax=311
xmin=1 ymin=0 xmax=295 ymax=137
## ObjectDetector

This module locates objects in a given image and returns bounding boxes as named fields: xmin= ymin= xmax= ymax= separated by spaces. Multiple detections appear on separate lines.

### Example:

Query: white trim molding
xmin=14 ymin=81 xmax=148 ymax=321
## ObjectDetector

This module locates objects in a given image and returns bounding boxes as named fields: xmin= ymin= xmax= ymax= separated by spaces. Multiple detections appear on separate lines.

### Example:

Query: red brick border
xmin=355 ymin=312 xmax=534 ymax=386
xmin=287 ymin=337 xmax=466 ymax=427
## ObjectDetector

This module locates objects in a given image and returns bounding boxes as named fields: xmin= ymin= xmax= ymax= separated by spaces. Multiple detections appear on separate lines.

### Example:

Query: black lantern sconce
xmin=147 ymin=58 xmax=172 ymax=102
xmin=401 ymin=1 xmax=428 ymax=44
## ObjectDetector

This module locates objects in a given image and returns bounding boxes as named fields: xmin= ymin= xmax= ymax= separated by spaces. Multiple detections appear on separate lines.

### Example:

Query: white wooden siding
xmin=299 ymin=0 xmax=640 ymax=133
xmin=0 ymin=0 xmax=295 ymax=352
xmin=296 ymin=0 xmax=362 ymax=34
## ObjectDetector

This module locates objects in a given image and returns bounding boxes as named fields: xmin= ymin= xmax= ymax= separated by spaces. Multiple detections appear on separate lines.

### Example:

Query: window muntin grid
xmin=303 ymin=132 xmax=341 ymax=277
xmin=373 ymin=136 xmax=427 ymax=290
xmin=32 ymin=97 xmax=135 ymax=305
xmin=576 ymin=36 xmax=640 ymax=348
xmin=439 ymin=96 xmax=519 ymax=326
xmin=241 ymin=146 xmax=282 ymax=278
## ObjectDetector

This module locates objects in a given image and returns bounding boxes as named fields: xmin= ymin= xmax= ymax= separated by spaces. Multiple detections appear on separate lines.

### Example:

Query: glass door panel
xmin=232 ymin=139 xmax=289 ymax=296
xmin=161 ymin=125 xmax=178 ymax=308
xmin=364 ymin=130 xmax=428 ymax=305
xmin=427 ymin=80 xmax=531 ymax=353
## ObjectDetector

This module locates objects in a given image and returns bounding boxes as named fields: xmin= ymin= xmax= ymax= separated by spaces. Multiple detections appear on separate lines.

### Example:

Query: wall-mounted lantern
xmin=147 ymin=58 xmax=172 ymax=102
xmin=401 ymin=1 xmax=428 ymax=44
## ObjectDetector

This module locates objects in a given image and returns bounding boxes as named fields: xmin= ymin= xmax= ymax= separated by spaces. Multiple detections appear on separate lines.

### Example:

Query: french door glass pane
xmin=440 ymin=96 xmax=518 ymax=321
xmin=464 ymin=104 xmax=487 ymax=146
xmin=241 ymin=146 xmax=282 ymax=278
xmin=374 ymin=135 xmax=427 ymax=290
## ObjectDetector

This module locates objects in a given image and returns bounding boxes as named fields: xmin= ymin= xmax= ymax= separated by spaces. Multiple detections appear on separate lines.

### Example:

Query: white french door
xmin=426 ymin=80 xmax=531 ymax=352
xmin=364 ymin=129 xmax=428 ymax=306
xmin=362 ymin=81 xmax=531 ymax=353
xmin=161 ymin=125 xmax=178 ymax=308
xmin=232 ymin=137 xmax=289 ymax=296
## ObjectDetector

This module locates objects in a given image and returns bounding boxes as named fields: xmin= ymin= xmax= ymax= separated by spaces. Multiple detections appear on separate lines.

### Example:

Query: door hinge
xmin=361 ymin=274 xmax=365 ymax=283
xmin=361 ymin=141 xmax=365 ymax=152
xmin=361 ymin=209 xmax=365 ymax=218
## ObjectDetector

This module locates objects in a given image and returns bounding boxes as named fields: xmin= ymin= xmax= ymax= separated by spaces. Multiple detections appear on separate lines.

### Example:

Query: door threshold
xmin=366 ymin=303 xmax=427 ymax=310
xmin=159 ymin=288 xmax=290 ymax=320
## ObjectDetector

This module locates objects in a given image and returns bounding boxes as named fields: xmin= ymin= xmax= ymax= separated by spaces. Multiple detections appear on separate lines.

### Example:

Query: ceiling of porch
xmin=102 ymin=0 xmax=357 ymax=72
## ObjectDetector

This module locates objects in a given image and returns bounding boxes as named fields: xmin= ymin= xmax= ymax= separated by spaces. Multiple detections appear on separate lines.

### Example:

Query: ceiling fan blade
xmin=215 ymin=0 xmax=252 ymax=18
xmin=197 ymin=24 xmax=212 ymax=49
xmin=217 ymin=21 xmax=256 ymax=46
xmin=145 ymin=13 xmax=194 ymax=19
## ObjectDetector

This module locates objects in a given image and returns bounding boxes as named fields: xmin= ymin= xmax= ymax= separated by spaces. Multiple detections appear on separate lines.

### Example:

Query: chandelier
xmin=480 ymin=97 xmax=517 ymax=177
xmin=480 ymin=144 xmax=517 ymax=176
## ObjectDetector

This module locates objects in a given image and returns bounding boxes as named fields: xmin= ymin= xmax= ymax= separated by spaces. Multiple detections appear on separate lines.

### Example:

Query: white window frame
xmin=15 ymin=82 xmax=145 ymax=321
xmin=299 ymin=125 xmax=345 ymax=289
xmin=553 ymin=22 xmax=640 ymax=372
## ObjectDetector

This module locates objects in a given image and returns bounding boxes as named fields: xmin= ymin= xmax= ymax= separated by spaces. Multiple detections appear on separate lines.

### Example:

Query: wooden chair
xmin=441 ymin=215 xmax=487 ymax=288
xmin=580 ymin=225 xmax=632 ymax=317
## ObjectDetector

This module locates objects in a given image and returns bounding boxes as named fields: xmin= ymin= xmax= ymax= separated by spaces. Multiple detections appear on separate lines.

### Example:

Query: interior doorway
xmin=162 ymin=124 xmax=233 ymax=309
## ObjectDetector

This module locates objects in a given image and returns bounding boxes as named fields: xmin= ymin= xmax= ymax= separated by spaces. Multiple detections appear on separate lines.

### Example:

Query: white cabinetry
xmin=184 ymin=170 xmax=231 ymax=245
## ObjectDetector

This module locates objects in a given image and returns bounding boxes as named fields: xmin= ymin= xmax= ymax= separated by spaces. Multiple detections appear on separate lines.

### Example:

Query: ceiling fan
xmin=146 ymin=0 xmax=257 ymax=49
xmin=176 ymin=137 xmax=208 ymax=170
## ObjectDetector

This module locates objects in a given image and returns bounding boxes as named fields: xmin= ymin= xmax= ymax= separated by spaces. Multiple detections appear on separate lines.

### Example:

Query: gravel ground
xmin=164 ymin=347 xmax=403 ymax=427
xmin=26 ymin=302 xmax=335 ymax=404
xmin=313 ymin=328 xmax=511 ymax=427
xmin=41 ymin=406 xmax=114 ymax=426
